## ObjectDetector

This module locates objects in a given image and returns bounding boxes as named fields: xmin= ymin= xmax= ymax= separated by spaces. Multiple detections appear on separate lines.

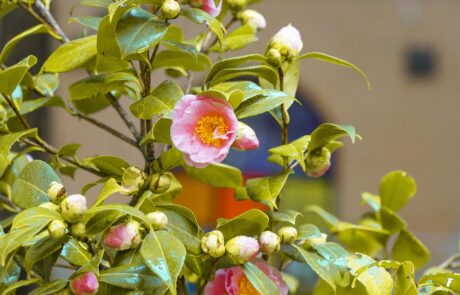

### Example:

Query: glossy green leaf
xmin=43 ymin=35 xmax=97 ymax=73
xmin=267 ymin=210 xmax=302 ymax=226
xmin=69 ymin=16 xmax=102 ymax=30
xmin=242 ymin=262 xmax=279 ymax=295
xmin=28 ymin=280 xmax=68 ymax=295
xmin=83 ymin=204 xmax=150 ymax=227
xmin=61 ymin=239 xmax=92 ymax=266
xmin=235 ymin=89 xmax=296 ymax=119
xmin=140 ymin=118 xmax=172 ymax=145
xmin=140 ymin=231 xmax=186 ymax=295
xmin=206 ymin=54 xmax=266 ymax=84
xmin=183 ymin=162 xmax=243 ymax=188
xmin=209 ymin=65 xmax=278 ymax=88
xmin=395 ymin=261 xmax=418 ymax=295
xmin=99 ymin=265 xmax=162 ymax=290
xmin=309 ymin=123 xmax=358 ymax=152
xmin=418 ymin=273 xmax=460 ymax=293
xmin=379 ymin=170 xmax=416 ymax=212
xmin=216 ymin=209 xmax=269 ymax=240
xmin=182 ymin=8 xmax=225 ymax=45
xmin=11 ymin=160 xmax=61 ymax=208
xmin=392 ymin=229 xmax=430 ymax=270
xmin=212 ymin=24 xmax=257 ymax=53
xmin=0 ymin=129 xmax=36 ymax=177
xmin=115 ymin=7 xmax=168 ymax=58
xmin=34 ymin=73 xmax=59 ymax=96
xmin=83 ymin=155 xmax=131 ymax=177
xmin=93 ymin=178 xmax=126 ymax=207
xmin=152 ymin=50 xmax=211 ymax=71
xmin=1 ymin=278 xmax=40 ymax=295
xmin=347 ymin=253 xmax=393 ymax=295
xmin=25 ymin=236 xmax=67 ymax=276
xmin=245 ymin=171 xmax=290 ymax=210
xmin=0 ymin=55 xmax=37 ymax=95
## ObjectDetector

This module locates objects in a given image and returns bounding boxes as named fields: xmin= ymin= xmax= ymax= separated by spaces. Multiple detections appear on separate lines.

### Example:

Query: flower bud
xmin=238 ymin=9 xmax=266 ymax=30
xmin=258 ymin=231 xmax=280 ymax=254
xmin=201 ymin=230 xmax=225 ymax=258
xmin=270 ymin=24 xmax=303 ymax=58
xmin=60 ymin=194 xmax=87 ymax=224
xmin=308 ymin=233 xmax=328 ymax=245
xmin=278 ymin=226 xmax=297 ymax=244
xmin=191 ymin=0 xmax=222 ymax=18
xmin=48 ymin=181 xmax=66 ymax=203
xmin=149 ymin=173 xmax=171 ymax=194
xmin=162 ymin=0 xmax=181 ymax=19
xmin=305 ymin=147 xmax=331 ymax=178
xmin=48 ymin=220 xmax=67 ymax=239
xmin=146 ymin=211 xmax=168 ymax=230
xmin=232 ymin=122 xmax=259 ymax=151
xmin=71 ymin=223 xmax=87 ymax=239
xmin=266 ymin=48 xmax=282 ymax=67
xmin=227 ymin=0 xmax=247 ymax=12
xmin=39 ymin=202 xmax=60 ymax=213
xmin=103 ymin=221 xmax=141 ymax=251
xmin=225 ymin=236 xmax=259 ymax=264
xmin=70 ymin=272 xmax=99 ymax=295
xmin=122 ymin=167 xmax=146 ymax=194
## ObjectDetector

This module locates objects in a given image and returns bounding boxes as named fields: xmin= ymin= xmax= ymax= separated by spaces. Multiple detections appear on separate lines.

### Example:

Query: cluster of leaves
xmin=0 ymin=0 xmax=459 ymax=294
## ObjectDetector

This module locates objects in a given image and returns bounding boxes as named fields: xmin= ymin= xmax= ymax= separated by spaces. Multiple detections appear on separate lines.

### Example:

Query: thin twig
xmin=201 ymin=17 xmax=236 ymax=54
xmin=3 ymin=95 xmax=31 ymax=130
xmin=34 ymin=0 xmax=69 ymax=42
xmin=438 ymin=253 xmax=460 ymax=269
xmin=107 ymin=93 xmax=142 ymax=141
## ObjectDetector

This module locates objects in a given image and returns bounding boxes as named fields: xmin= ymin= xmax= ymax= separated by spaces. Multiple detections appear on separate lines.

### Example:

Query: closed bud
xmin=70 ymin=272 xmax=99 ymax=295
xmin=191 ymin=0 xmax=222 ymax=18
xmin=227 ymin=0 xmax=247 ymax=12
xmin=103 ymin=221 xmax=141 ymax=251
xmin=238 ymin=9 xmax=266 ymax=30
xmin=305 ymin=147 xmax=331 ymax=178
xmin=71 ymin=223 xmax=87 ymax=239
xmin=150 ymin=173 xmax=171 ymax=194
xmin=266 ymin=48 xmax=282 ymax=67
xmin=201 ymin=230 xmax=225 ymax=258
xmin=278 ymin=226 xmax=297 ymax=244
xmin=39 ymin=202 xmax=60 ymax=213
xmin=259 ymin=231 xmax=280 ymax=254
xmin=270 ymin=24 xmax=303 ymax=59
xmin=48 ymin=220 xmax=67 ymax=238
xmin=232 ymin=122 xmax=259 ymax=151
xmin=308 ymin=233 xmax=328 ymax=245
xmin=162 ymin=0 xmax=181 ymax=19
xmin=225 ymin=236 xmax=259 ymax=264
xmin=122 ymin=167 xmax=146 ymax=194
xmin=146 ymin=211 xmax=169 ymax=230
xmin=60 ymin=194 xmax=87 ymax=223
xmin=48 ymin=181 xmax=66 ymax=203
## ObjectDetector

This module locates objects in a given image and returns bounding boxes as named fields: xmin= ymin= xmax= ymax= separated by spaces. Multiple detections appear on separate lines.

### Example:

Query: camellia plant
xmin=1 ymin=0 xmax=460 ymax=294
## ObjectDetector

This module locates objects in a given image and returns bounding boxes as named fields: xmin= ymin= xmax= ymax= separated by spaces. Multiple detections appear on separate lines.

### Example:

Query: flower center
xmin=238 ymin=275 xmax=260 ymax=295
xmin=195 ymin=115 xmax=229 ymax=147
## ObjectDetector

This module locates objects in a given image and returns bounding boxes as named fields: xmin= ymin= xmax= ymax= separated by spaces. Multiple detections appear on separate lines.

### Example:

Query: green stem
xmin=276 ymin=67 xmax=289 ymax=211
xmin=201 ymin=17 xmax=236 ymax=54
xmin=3 ymin=94 xmax=30 ymax=130
xmin=198 ymin=258 xmax=220 ymax=295
xmin=438 ymin=253 xmax=460 ymax=269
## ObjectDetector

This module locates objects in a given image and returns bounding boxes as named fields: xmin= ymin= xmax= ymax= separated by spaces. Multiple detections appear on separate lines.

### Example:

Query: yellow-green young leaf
xmin=99 ymin=264 xmax=165 ymax=290
xmin=379 ymin=207 xmax=406 ymax=234
xmin=1 ymin=278 xmax=40 ymax=295
xmin=418 ymin=273 xmax=460 ymax=293
xmin=28 ymin=280 xmax=68 ymax=295
xmin=11 ymin=206 xmax=62 ymax=230
xmin=93 ymin=178 xmax=126 ymax=207
xmin=152 ymin=50 xmax=211 ymax=71
xmin=11 ymin=160 xmax=61 ymax=208
xmin=83 ymin=155 xmax=131 ymax=177
xmin=61 ymin=239 xmax=92 ymax=266
xmin=115 ymin=7 xmax=168 ymax=58
xmin=361 ymin=192 xmax=381 ymax=212
xmin=0 ymin=25 xmax=59 ymax=64
xmin=0 ymin=55 xmax=37 ymax=95
xmin=24 ymin=236 xmax=67 ymax=276
xmin=235 ymin=89 xmax=296 ymax=119
xmin=216 ymin=209 xmax=269 ymax=240
xmin=347 ymin=253 xmax=393 ymax=295
xmin=296 ymin=52 xmax=371 ymax=89
xmin=0 ymin=129 xmax=36 ymax=177
xmin=395 ymin=261 xmax=418 ymax=295
xmin=140 ymin=118 xmax=172 ymax=145
xmin=140 ymin=231 xmax=186 ymax=295
xmin=42 ymin=35 xmax=97 ymax=73
xmin=83 ymin=204 xmax=150 ymax=227
xmin=242 ymin=262 xmax=279 ymax=295
xmin=379 ymin=170 xmax=416 ymax=212
xmin=392 ymin=229 xmax=430 ymax=270
xmin=206 ymin=54 xmax=266 ymax=84
xmin=69 ymin=16 xmax=102 ymax=30
xmin=153 ymin=148 xmax=182 ymax=172
xmin=267 ymin=210 xmax=303 ymax=226
xmin=181 ymin=8 xmax=225 ymax=45
xmin=212 ymin=24 xmax=258 ymax=53
xmin=209 ymin=65 xmax=278 ymax=88
xmin=183 ymin=163 xmax=243 ymax=189
xmin=309 ymin=123 xmax=358 ymax=152
xmin=34 ymin=73 xmax=59 ymax=96
xmin=245 ymin=171 xmax=291 ymax=210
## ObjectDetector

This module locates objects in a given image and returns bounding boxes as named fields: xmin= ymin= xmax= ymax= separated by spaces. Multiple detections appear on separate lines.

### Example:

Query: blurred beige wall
xmin=50 ymin=0 xmax=460 ymax=263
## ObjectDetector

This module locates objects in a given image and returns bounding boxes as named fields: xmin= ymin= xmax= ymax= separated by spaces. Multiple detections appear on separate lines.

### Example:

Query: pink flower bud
xmin=60 ymin=194 xmax=87 ymax=223
xmin=103 ymin=221 xmax=141 ymax=251
xmin=232 ymin=122 xmax=259 ymax=151
xmin=225 ymin=236 xmax=259 ymax=264
xmin=305 ymin=147 xmax=331 ymax=178
xmin=70 ymin=272 xmax=99 ymax=295
xmin=271 ymin=24 xmax=303 ymax=56
xmin=259 ymin=231 xmax=280 ymax=254
xmin=191 ymin=0 xmax=222 ymax=18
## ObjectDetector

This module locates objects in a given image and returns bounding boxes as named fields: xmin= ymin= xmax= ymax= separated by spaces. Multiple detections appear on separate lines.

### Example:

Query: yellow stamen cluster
xmin=238 ymin=275 xmax=260 ymax=295
xmin=195 ymin=115 xmax=229 ymax=147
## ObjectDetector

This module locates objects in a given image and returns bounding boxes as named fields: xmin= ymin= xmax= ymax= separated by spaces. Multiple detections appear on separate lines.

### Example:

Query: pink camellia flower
xmin=171 ymin=95 xmax=238 ymax=168
xmin=204 ymin=260 xmax=288 ymax=295
xmin=103 ymin=221 xmax=141 ymax=251
xmin=190 ymin=0 xmax=222 ymax=18
xmin=70 ymin=272 xmax=99 ymax=295
xmin=232 ymin=122 xmax=259 ymax=151
xmin=271 ymin=24 xmax=303 ymax=54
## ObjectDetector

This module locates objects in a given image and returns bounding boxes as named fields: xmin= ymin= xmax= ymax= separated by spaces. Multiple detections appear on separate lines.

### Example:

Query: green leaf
xmin=209 ymin=65 xmax=278 ymax=88
xmin=183 ymin=163 xmax=243 ymax=188
xmin=24 ymin=236 xmax=67 ymax=276
xmin=418 ymin=273 xmax=460 ymax=293
xmin=212 ymin=24 xmax=257 ymax=53
xmin=140 ymin=231 xmax=186 ymax=295
xmin=0 ymin=129 xmax=36 ymax=177
xmin=206 ymin=54 xmax=266 ymax=84
xmin=347 ymin=253 xmax=393 ymax=295
xmin=83 ymin=204 xmax=150 ymax=227
xmin=296 ymin=52 xmax=371 ymax=89
xmin=245 ymin=171 xmax=291 ymax=210
xmin=11 ymin=160 xmax=61 ymax=208
xmin=182 ymin=8 xmax=225 ymax=45
xmin=309 ymin=123 xmax=358 ymax=152
xmin=242 ymin=262 xmax=279 ymax=295
xmin=11 ymin=206 xmax=62 ymax=230
xmin=267 ymin=210 xmax=302 ymax=226
xmin=235 ymin=89 xmax=296 ymax=119
xmin=392 ymin=229 xmax=430 ymax=270
xmin=99 ymin=265 xmax=158 ymax=290
xmin=1 ymin=278 xmax=40 ymax=295
xmin=93 ymin=178 xmax=126 ymax=207
xmin=153 ymin=148 xmax=182 ymax=172
xmin=216 ymin=209 xmax=269 ymax=240
xmin=0 ymin=55 xmax=37 ymax=95
xmin=268 ymin=135 xmax=310 ymax=170
xmin=379 ymin=207 xmax=406 ymax=234
xmin=152 ymin=50 xmax=211 ymax=71
xmin=361 ymin=192 xmax=381 ymax=212
xmin=140 ymin=118 xmax=172 ymax=145
xmin=115 ymin=7 xmax=168 ymax=58
xmin=395 ymin=261 xmax=418 ymax=295
xmin=61 ymin=239 xmax=92 ymax=266
xmin=83 ymin=155 xmax=131 ymax=177
xmin=379 ymin=170 xmax=416 ymax=212
xmin=69 ymin=16 xmax=102 ymax=30
xmin=34 ymin=73 xmax=59 ymax=96
xmin=42 ymin=35 xmax=97 ymax=73
xmin=0 ymin=25 xmax=59 ymax=64
xmin=28 ymin=280 xmax=68 ymax=295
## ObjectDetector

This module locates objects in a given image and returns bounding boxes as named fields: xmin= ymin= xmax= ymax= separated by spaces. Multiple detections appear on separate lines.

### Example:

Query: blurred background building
xmin=2 ymin=0 xmax=460 ymax=280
